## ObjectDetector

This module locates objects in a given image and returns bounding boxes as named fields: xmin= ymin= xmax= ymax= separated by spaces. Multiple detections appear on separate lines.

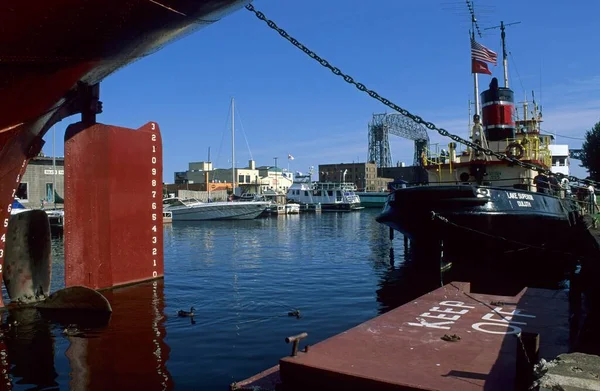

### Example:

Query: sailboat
xmin=163 ymin=98 xmax=270 ymax=221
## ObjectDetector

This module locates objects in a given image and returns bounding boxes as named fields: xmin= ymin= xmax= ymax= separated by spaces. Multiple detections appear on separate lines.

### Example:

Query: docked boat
xmin=286 ymin=203 xmax=300 ymax=214
xmin=45 ymin=209 xmax=64 ymax=236
xmin=355 ymin=191 xmax=389 ymax=208
xmin=9 ymin=199 xmax=29 ymax=215
xmin=264 ymin=203 xmax=300 ymax=215
xmin=376 ymin=28 xmax=587 ymax=272
xmin=286 ymin=169 xmax=362 ymax=211
xmin=10 ymin=199 xmax=64 ymax=236
xmin=163 ymin=197 xmax=269 ymax=221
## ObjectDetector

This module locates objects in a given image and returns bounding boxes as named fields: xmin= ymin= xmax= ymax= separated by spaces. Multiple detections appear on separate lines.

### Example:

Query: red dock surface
xmin=233 ymin=282 xmax=570 ymax=391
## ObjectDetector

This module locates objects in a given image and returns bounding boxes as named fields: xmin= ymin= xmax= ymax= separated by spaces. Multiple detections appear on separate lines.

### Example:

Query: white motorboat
xmin=163 ymin=197 xmax=269 ymax=221
xmin=285 ymin=203 xmax=300 ymax=214
xmin=286 ymin=168 xmax=362 ymax=211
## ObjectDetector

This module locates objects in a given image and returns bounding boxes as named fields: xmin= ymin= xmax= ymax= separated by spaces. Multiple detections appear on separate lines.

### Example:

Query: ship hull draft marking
xmin=64 ymin=122 xmax=164 ymax=290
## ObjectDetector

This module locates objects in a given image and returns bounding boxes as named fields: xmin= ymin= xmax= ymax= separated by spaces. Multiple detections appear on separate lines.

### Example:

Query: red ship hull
xmin=0 ymin=0 xmax=249 ymax=307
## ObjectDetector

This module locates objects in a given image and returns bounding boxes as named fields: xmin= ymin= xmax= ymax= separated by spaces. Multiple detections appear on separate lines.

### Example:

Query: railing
xmin=315 ymin=182 xmax=357 ymax=191
xmin=422 ymin=144 xmax=446 ymax=179
xmin=505 ymin=135 xmax=552 ymax=167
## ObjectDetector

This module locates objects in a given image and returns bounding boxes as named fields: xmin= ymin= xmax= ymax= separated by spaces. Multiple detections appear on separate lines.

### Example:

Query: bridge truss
xmin=367 ymin=113 xmax=429 ymax=167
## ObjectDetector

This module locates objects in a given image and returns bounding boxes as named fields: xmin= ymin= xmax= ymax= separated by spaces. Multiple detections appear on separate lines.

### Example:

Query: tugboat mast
xmin=485 ymin=21 xmax=521 ymax=88
xmin=467 ymin=0 xmax=482 ymax=117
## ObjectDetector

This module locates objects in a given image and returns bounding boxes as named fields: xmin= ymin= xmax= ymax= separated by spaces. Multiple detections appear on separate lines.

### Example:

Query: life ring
xmin=505 ymin=142 xmax=524 ymax=160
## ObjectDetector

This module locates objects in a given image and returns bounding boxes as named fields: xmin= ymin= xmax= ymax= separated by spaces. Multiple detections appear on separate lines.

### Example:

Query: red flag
xmin=472 ymin=58 xmax=492 ymax=75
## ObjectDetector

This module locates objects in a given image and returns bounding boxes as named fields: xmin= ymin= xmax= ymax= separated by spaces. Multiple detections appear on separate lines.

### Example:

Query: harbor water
xmin=1 ymin=209 xmax=444 ymax=390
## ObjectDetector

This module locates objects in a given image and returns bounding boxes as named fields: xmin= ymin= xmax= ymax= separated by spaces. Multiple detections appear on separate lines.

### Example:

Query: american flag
xmin=471 ymin=38 xmax=497 ymax=65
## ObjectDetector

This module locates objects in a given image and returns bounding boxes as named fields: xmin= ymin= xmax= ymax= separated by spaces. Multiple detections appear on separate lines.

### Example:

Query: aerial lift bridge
xmin=367 ymin=113 xmax=430 ymax=168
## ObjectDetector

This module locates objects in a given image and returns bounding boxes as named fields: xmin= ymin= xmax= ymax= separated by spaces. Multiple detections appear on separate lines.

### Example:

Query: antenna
xmin=466 ymin=0 xmax=482 ymax=38
xmin=484 ymin=21 xmax=521 ymax=88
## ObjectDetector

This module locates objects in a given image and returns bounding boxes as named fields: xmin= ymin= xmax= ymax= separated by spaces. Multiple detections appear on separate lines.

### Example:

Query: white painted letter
xmin=407 ymin=318 xmax=453 ymax=330
xmin=472 ymin=322 xmax=522 ymax=335
xmin=439 ymin=301 xmax=475 ymax=309
xmin=493 ymin=307 xmax=536 ymax=319
xmin=420 ymin=312 xmax=461 ymax=321
xmin=430 ymin=307 xmax=469 ymax=315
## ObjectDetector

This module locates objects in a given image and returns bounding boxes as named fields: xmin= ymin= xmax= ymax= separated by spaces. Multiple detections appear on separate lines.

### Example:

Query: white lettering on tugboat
xmin=506 ymin=192 xmax=534 ymax=207
xmin=406 ymin=301 xmax=537 ymax=335
xmin=506 ymin=192 xmax=534 ymax=201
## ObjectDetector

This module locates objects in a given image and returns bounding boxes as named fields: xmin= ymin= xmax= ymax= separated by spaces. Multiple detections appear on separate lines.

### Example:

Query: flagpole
xmin=472 ymin=30 xmax=480 ymax=117
xmin=473 ymin=73 xmax=480 ymax=117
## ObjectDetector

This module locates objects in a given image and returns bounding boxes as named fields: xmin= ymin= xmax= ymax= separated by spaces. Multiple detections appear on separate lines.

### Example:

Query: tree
xmin=581 ymin=121 xmax=600 ymax=182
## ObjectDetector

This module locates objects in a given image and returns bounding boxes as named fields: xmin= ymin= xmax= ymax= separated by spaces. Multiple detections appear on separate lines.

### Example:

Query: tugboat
xmin=376 ymin=26 xmax=585 ymax=274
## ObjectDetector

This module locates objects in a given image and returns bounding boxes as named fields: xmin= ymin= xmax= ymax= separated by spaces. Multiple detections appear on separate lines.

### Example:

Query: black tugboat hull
xmin=376 ymin=185 xmax=582 ymax=269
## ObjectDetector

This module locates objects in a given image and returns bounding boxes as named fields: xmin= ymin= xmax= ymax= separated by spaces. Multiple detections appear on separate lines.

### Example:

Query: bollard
xmin=285 ymin=332 xmax=308 ymax=357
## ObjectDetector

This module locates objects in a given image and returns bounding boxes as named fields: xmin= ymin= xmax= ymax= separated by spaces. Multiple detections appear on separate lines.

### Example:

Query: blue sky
xmin=43 ymin=0 xmax=599 ymax=181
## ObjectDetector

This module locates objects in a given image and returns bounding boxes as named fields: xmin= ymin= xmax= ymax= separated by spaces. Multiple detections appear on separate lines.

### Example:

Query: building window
xmin=16 ymin=183 xmax=28 ymax=201
xmin=45 ymin=183 xmax=54 ymax=202
xmin=238 ymin=175 xmax=244 ymax=183
xmin=245 ymin=175 xmax=251 ymax=183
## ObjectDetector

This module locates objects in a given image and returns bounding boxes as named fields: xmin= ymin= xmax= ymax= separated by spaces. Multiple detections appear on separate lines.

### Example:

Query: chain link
xmin=245 ymin=4 xmax=597 ymax=187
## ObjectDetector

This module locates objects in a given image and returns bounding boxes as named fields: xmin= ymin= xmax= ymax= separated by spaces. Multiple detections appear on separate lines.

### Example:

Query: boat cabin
xmin=423 ymin=77 xmax=559 ymax=193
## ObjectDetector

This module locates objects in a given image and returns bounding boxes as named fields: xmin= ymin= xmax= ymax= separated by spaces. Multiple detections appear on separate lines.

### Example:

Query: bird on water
xmin=178 ymin=307 xmax=195 ymax=317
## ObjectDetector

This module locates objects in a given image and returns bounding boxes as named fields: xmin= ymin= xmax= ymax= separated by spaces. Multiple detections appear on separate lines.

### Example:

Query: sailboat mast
xmin=207 ymin=146 xmax=211 ymax=201
xmin=231 ymin=97 xmax=235 ymax=196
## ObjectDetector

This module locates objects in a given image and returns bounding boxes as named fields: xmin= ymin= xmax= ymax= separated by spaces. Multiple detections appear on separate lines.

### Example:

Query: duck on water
xmin=178 ymin=307 xmax=195 ymax=317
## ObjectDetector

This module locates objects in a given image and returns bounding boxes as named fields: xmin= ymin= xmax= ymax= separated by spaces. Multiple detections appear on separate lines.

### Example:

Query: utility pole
xmin=485 ymin=21 xmax=521 ymax=88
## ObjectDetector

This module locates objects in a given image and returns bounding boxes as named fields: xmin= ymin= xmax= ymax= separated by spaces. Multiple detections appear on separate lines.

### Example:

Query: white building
xmin=548 ymin=144 xmax=570 ymax=176
xmin=257 ymin=166 xmax=293 ymax=194
xmin=173 ymin=160 xmax=293 ymax=196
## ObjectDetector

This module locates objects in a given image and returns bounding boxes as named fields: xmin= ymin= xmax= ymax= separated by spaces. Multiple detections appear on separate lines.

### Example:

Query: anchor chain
xmin=245 ymin=4 xmax=597 ymax=187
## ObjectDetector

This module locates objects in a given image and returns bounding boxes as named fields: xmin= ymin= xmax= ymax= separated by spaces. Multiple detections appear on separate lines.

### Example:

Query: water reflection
xmin=2 ymin=280 xmax=171 ymax=390
xmin=81 ymin=280 xmax=172 ymax=391
xmin=0 ymin=209 xmax=574 ymax=390
xmin=4 ymin=308 xmax=58 ymax=390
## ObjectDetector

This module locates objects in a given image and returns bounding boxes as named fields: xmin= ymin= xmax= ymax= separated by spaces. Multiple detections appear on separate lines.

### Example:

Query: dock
xmin=232 ymin=281 xmax=570 ymax=391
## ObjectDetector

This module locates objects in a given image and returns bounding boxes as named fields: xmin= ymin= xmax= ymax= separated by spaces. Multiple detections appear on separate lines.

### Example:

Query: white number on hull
xmin=150 ymin=131 xmax=159 ymax=278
